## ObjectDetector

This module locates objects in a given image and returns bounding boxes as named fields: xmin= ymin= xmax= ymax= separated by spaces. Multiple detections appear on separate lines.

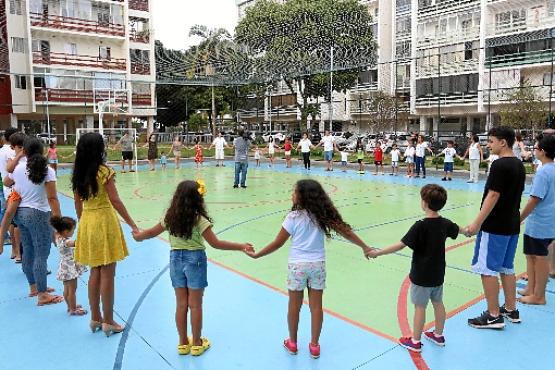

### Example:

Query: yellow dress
xmin=75 ymin=165 xmax=129 ymax=267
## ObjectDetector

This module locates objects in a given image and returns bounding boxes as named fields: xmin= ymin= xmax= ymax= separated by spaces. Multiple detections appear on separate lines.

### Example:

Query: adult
xmin=414 ymin=135 xmax=433 ymax=178
xmin=117 ymin=131 xmax=135 ymax=173
xmin=209 ymin=132 xmax=229 ymax=167
xmin=543 ymin=129 xmax=555 ymax=278
xmin=233 ymin=127 xmax=250 ymax=189
xmin=465 ymin=126 xmax=526 ymax=329
xmin=171 ymin=135 xmax=184 ymax=169
xmin=0 ymin=128 xmax=21 ymax=262
xmin=4 ymin=137 xmax=62 ymax=305
xmin=512 ymin=134 xmax=529 ymax=161
xmin=297 ymin=133 xmax=314 ymax=170
xmin=72 ymin=133 xmax=138 ymax=335
xmin=145 ymin=133 xmax=158 ymax=171
xmin=460 ymin=135 xmax=483 ymax=183
xmin=316 ymin=130 xmax=337 ymax=171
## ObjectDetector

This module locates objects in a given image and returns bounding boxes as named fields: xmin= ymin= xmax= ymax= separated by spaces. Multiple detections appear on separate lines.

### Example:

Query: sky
xmin=152 ymin=0 xmax=239 ymax=50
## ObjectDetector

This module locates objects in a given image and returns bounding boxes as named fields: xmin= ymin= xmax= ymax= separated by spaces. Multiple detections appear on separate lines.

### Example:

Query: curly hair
xmin=24 ymin=137 xmax=48 ymax=184
xmin=164 ymin=180 xmax=212 ymax=239
xmin=292 ymin=179 xmax=351 ymax=237
xmin=50 ymin=216 xmax=76 ymax=233
xmin=71 ymin=133 xmax=105 ymax=200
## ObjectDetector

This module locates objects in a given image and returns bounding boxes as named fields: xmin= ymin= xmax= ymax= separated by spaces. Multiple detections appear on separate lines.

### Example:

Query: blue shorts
xmin=471 ymin=231 xmax=519 ymax=276
xmin=324 ymin=151 xmax=333 ymax=161
xmin=444 ymin=162 xmax=454 ymax=172
xmin=169 ymin=249 xmax=208 ymax=289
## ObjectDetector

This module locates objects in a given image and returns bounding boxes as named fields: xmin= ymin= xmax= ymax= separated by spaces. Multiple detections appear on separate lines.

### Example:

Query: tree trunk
xmin=211 ymin=85 xmax=217 ymax=137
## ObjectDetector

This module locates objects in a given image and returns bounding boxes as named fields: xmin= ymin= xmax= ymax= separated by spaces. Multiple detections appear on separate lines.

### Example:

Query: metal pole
xmin=45 ymin=89 xmax=51 ymax=139
xmin=488 ymin=50 xmax=492 ymax=130
xmin=329 ymin=46 xmax=334 ymax=132
xmin=437 ymin=46 xmax=441 ymax=139
xmin=550 ymin=35 xmax=554 ymax=128
xmin=394 ymin=59 xmax=398 ymax=136
xmin=211 ymin=84 xmax=216 ymax=137
xmin=269 ymin=85 xmax=272 ymax=133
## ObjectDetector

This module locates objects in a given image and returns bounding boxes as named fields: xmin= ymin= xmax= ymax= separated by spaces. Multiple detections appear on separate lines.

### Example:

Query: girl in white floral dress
xmin=51 ymin=216 xmax=87 ymax=316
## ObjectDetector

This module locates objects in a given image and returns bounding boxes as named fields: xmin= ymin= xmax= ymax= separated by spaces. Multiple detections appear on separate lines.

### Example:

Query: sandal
xmin=37 ymin=295 xmax=64 ymax=306
xmin=190 ymin=337 xmax=211 ymax=356
xmin=177 ymin=344 xmax=191 ymax=355
xmin=14 ymin=258 xmax=21 ymax=264
xmin=69 ymin=307 xmax=88 ymax=316
xmin=29 ymin=287 xmax=55 ymax=297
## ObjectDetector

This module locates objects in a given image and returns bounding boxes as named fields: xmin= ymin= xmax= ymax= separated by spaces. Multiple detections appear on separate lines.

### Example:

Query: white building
xmin=0 ymin=0 xmax=157 ymax=141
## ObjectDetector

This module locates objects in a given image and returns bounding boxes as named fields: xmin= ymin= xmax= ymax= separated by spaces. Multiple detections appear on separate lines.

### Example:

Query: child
xmin=405 ymin=140 xmax=416 ymax=178
xmin=47 ymin=142 xmax=58 ymax=175
xmin=439 ymin=141 xmax=456 ymax=181
xmin=390 ymin=144 xmax=401 ymax=176
xmin=373 ymin=141 xmax=384 ymax=175
xmin=194 ymin=139 xmax=203 ymax=169
xmin=340 ymin=150 xmax=348 ymax=172
xmin=284 ymin=137 xmax=293 ymax=168
xmin=254 ymin=145 xmax=261 ymax=167
xmin=160 ymin=151 xmax=168 ymax=170
xmin=247 ymin=179 xmax=372 ymax=359
xmin=518 ymin=136 xmax=555 ymax=305
xmin=51 ymin=216 xmax=87 ymax=315
xmin=356 ymin=141 xmax=365 ymax=174
xmin=367 ymin=184 xmax=460 ymax=352
xmin=133 ymin=180 xmax=254 ymax=356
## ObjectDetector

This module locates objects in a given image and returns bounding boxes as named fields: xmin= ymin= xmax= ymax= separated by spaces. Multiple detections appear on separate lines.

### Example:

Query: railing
xmin=486 ymin=49 xmax=555 ymax=69
xmin=30 ymin=13 xmax=125 ymax=37
xmin=488 ymin=17 xmax=555 ymax=37
xmin=131 ymin=62 xmax=150 ymax=75
xmin=417 ymin=59 xmax=479 ymax=77
xmin=350 ymin=82 xmax=379 ymax=91
xmin=129 ymin=0 xmax=149 ymax=12
xmin=132 ymin=92 xmax=151 ymax=106
xmin=35 ymin=88 xmax=128 ymax=104
xmin=485 ymin=86 xmax=551 ymax=102
xmin=130 ymin=30 xmax=150 ymax=43
xmin=33 ymin=51 xmax=126 ymax=71
xmin=415 ymin=92 xmax=478 ymax=107
xmin=418 ymin=28 xmax=480 ymax=48
xmin=418 ymin=0 xmax=479 ymax=16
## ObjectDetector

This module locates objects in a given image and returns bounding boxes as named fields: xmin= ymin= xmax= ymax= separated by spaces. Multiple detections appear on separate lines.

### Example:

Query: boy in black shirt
xmin=367 ymin=184 xmax=460 ymax=352
xmin=464 ymin=126 xmax=526 ymax=329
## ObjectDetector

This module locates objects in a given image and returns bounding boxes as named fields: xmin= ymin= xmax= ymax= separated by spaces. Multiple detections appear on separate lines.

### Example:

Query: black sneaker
xmin=441 ymin=177 xmax=447 ymax=181
xmin=233 ymin=185 xmax=238 ymax=188
xmin=500 ymin=305 xmax=521 ymax=323
xmin=241 ymin=185 xmax=247 ymax=188
xmin=468 ymin=311 xmax=505 ymax=329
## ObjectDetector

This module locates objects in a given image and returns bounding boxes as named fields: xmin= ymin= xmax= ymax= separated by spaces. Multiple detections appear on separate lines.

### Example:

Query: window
xmin=9 ymin=0 xmax=23 ymax=15
xmin=15 ymin=75 xmax=27 ymax=89
xmin=543 ymin=73 xmax=555 ymax=86
xmin=11 ymin=37 xmax=26 ymax=53
xmin=65 ymin=43 xmax=77 ymax=55
xmin=99 ymin=47 xmax=111 ymax=60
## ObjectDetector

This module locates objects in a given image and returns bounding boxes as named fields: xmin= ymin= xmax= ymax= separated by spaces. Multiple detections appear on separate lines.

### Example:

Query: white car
xmin=262 ymin=132 xmax=286 ymax=144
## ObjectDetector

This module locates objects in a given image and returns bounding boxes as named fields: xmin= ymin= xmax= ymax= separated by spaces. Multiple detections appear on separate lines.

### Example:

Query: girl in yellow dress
xmin=72 ymin=133 xmax=139 ymax=337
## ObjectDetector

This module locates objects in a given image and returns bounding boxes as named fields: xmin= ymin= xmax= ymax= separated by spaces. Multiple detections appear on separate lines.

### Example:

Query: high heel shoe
xmin=102 ymin=323 xmax=125 ymax=337
xmin=89 ymin=320 xmax=102 ymax=333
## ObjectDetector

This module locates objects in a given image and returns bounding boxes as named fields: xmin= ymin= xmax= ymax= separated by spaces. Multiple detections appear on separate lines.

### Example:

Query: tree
xmin=499 ymin=81 xmax=548 ymax=134
xmin=235 ymin=0 xmax=377 ymax=127
xmin=367 ymin=91 xmax=398 ymax=133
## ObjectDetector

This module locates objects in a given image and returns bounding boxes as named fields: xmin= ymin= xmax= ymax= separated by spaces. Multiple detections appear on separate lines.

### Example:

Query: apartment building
xmin=0 ymin=0 xmax=157 ymax=141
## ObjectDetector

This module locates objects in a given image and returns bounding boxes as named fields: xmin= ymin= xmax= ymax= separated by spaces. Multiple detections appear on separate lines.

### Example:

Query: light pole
xmin=329 ymin=45 xmax=334 ymax=132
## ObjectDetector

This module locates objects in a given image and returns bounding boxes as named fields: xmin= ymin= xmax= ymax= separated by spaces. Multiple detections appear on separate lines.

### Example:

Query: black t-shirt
xmin=481 ymin=157 xmax=526 ymax=235
xmin=401 ymin=217 xmax=459 ymax=287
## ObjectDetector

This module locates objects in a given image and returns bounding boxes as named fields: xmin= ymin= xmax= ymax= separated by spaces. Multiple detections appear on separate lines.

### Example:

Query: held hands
xmin=462 ymin=223 xmax=478 ymax=237
xmin=131 ymin=228 xmax=143 ymax=242
xmin=363 ymin=246 xmax=379 ymax=259
xmin=242 ymin=243 xmax=256 ymax=257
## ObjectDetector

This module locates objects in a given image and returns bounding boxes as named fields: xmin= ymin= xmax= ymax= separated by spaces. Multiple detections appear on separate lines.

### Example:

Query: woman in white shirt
xmin=4 ymin=137 xmax=62 ymax=306
xmin=297 ymin=133 xmax=314 ymax=170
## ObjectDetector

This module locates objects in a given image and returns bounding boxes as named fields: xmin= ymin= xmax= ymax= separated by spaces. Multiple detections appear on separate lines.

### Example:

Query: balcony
xmin=30 ymin=13 xmax=125 ymax=37
xmin=486 ymin=49 xmax=555 ymax=69
xmin=418 ymin=0 xmax=480 ymax=17
xmin=415 ymin=92 xmax=478 ymax=107
xmin=132 ymin=92 xmax=152 ymax=106
xmin=130 ymin=30 xmax=150 ymax=43
xmin=129 ymin=0 xmax=149 ymax=12
xmin=33 ymin=51 xmax=126 ymax=71
xmin=418 ymin=28 xmax=480 ymax=48
xmin=417 ymin=59 xmax=479 ymax=77
xmin=131 ymin=61 xmax=150 ymax=75
xmin=488 ymin=17 xmax=555 ymax=37
xmin=35 ymin=88 xmax=128 ymax=104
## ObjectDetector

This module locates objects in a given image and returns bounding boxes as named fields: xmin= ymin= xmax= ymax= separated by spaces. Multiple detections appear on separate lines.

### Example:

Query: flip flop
xmin=14 ymin=258 xmax=21 ymax=264
xmin=69 ymin=307 xmax=88 ymax=316
xmin=37 ymin=295 xmax=64 ymax=306
xmin=29 ymin=287 xmax=55 ymax=297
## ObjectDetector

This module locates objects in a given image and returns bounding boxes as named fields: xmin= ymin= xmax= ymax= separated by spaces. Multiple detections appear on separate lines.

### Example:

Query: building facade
xmin=236 ymin=0 xmax=555 ymax=136
xmin=0 ymin=0 xmax=157 ymax=141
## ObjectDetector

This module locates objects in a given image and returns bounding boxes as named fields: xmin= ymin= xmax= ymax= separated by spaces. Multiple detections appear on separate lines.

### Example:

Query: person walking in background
xmin=233 ymin=127 xmax=250 ymax=189
xmin=171 ymin=135 xmax=184 ymax=169
xmin=460 ymin=135 xmax=483 ymax=183
xmin=72 ymin=133 xmax=139 ymax=336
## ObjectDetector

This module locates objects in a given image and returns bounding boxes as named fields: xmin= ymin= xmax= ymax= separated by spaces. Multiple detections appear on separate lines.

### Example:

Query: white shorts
xmin=215 ymin=148 xmax=224 ymax=160
xmin=268 ymin=149 xmax=275 ymax=156
xmin=406 ymin=157 xmax=414 ymax=164
xmin=285 ymin=151 xmax=291 ymax=157
xmin=391 ymin=161 xmax=398 ymax=168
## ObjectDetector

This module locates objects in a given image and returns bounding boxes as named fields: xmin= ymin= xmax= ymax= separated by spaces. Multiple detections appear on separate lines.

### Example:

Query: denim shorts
xmin=444 ymin=162 xmax=454 ymax=172
xmin=169 ymin=249 xmax=208 ymax=289
xmin=324 ymin=151 xmax=333 ymax=161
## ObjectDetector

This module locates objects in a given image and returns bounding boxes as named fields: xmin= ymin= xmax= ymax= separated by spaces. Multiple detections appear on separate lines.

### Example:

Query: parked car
xmin=262 ymin=131 xmax=286 ymax=144
xmin=36 ymin=133 xmax=57 ymax=144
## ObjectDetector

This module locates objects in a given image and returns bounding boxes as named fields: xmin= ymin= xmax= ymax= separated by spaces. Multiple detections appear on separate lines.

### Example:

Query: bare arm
xmin=466 ymin=190 xmax=500 ymax=235
xmin=74 ymin=192 xmax=83 ymax=219
xmin=45 ymin=181 xmax=61 ymax=218
xmin=3 ymin=176 xmax=14 ymax=187
xmin=105 ymin=176 xmax=138 ymax=232
xmin=337 ymin=228 xmax=372 ymax=257
xmin=202 ymin=226 xmax=252 ymax=252
xmin=371 ymin=241 xmax=407 ymax=258
xmin=479 ymin=145 xmax=484 ymax=162
xmin=133 ymin=223 xmax=165 ymax=241
xmin=251 ymin=227 xmax=290 ymax=259
xmin=6 ymin=152 xmax=24 ymax=173
xmin=520 ymin=196 xmax=541 ymax=223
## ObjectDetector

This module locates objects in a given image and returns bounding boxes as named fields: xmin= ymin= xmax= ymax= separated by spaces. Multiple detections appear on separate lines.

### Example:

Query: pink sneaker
xmin=424 ymin=331 xmax=445 ymax=346
xmin=283 ymin=339 xmax=298 ymax=355
xmin=309 ymin=342 xmax=320 ymax=359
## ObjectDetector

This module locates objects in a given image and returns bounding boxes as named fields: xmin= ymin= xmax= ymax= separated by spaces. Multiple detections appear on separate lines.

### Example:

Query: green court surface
xmin=56 ymin=163 xmax=526 ymax=340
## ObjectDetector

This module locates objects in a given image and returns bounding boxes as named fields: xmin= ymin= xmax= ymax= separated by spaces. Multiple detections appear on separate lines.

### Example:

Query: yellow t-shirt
xmin=161 ymin=216 xmax=212 ymax=250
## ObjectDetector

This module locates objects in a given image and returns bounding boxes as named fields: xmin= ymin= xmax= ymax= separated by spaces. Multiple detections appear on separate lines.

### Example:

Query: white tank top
xmin=469 ymin=143 xmax=480 ymax=160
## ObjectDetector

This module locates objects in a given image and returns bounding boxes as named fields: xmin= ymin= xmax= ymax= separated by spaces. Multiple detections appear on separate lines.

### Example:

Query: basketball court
xmin=0 ymin=161 xmax=553 ymax=370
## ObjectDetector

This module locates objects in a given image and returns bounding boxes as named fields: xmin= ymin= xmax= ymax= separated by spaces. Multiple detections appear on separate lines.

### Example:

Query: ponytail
xmin=23 ymin=137 xmax=48 ymax=184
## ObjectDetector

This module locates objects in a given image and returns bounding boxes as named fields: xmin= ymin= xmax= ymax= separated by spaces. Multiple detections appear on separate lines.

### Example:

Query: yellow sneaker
xmin=191 ymin=337 xmax=211 ymax=356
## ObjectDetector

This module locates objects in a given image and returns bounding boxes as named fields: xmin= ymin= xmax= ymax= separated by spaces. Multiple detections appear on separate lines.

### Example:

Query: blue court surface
xmin=0 ymin=162 xmax=554 ymax=370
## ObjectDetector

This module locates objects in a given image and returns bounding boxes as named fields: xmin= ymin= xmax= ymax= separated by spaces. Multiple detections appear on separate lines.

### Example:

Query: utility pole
xmin=329 ymin=45 xmax=334 ymax=132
